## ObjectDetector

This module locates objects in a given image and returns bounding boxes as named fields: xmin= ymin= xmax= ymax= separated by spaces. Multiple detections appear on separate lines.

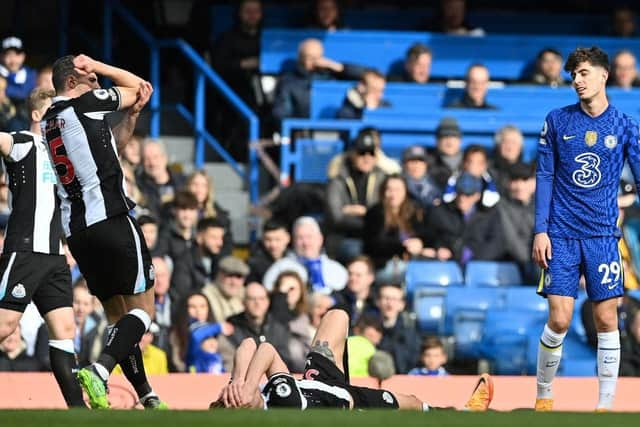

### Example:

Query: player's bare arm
xmin=73 ymin=54 xmax=150 ymax=109
xmin=532 ymin=232 xmax=552 ymax=269
xmin=218 ymin=338 xmax=258 ymax=408
xmin=235 ymin=342 xmax=289 ymax=409
xmin=113 ymin=81 xmax=153 ymax=154
xmin=0 ymin=132 xmax=13 ymax=158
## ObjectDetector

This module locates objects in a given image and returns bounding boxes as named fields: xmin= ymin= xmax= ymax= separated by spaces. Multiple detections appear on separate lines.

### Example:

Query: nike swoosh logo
xmin=563 ymin=135 xmax=576 ymax=140
xmin=608 ymin=284 xmax=618 ymax=290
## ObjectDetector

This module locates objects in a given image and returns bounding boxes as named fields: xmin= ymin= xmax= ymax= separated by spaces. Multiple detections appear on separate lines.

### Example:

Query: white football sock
xmin=536 ymin=324 xmax=566 ymax=399
xmin=597 ymin=330 xmax=620 ymax=410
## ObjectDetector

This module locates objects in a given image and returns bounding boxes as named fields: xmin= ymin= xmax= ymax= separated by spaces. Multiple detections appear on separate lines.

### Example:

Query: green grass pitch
xmin=1 ymin=409 xmax=638 ymax=427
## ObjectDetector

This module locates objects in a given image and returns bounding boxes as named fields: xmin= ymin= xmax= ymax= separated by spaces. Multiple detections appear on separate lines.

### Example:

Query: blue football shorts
xmin=537 ymin=236 xmax=624 ymax=301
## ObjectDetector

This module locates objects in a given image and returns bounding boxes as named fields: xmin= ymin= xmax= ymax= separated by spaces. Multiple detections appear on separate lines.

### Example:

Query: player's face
xmin=187 ymin=294 xmax=210 ymax=321
xmin=75 ymin=73 xmax=100 ymax=94
xmin=407 ymin=53 xmax=431 ymax=83
xmin=263 ymin=228 xmax=290 ymax=259
xmin=347 ymin=260 xmax=374 ymax=294
xmin=571 ymin=61 xmax=607 ymax=101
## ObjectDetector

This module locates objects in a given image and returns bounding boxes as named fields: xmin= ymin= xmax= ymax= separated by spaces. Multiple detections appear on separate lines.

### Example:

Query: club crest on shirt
xmin=11 ymin=283 xmax=26 ymax=299
xmin=585 ymin=131 xmax=598 ymax=147
xmin=604 ymin=135 xmax=617 ymax=149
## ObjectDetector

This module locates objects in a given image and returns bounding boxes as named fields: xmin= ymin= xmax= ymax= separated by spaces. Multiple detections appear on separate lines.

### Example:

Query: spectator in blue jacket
xmin=0 ymin=37 xmax=35 ymax=128
xmin=271 ymin=38 xmax=364 ymax=123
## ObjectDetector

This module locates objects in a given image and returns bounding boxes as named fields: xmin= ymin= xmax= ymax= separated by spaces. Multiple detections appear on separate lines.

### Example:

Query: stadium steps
xmin=161 ymin=136 xmax=251 ymax=245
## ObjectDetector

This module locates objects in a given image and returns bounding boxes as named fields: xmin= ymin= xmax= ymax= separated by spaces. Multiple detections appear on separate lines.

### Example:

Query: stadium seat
xmin=444 ymin=286 xmax=504 ymax=339
xmin=503 ymin=287 xmax=548 ymax=313
xmin=405 ymin=261 xmax=464 ymax=303
xmin=559 ymin=335 xmax=597 ymax=377
xmin=480 ymin=309 xmax=543 ymax=374
xmin=465 ymin=261 xmax=523 ymax=287
xmin=413 ymin=285 xmax=462 ymax=334
xmin=280 ymin=138 xmax=344 ymax=184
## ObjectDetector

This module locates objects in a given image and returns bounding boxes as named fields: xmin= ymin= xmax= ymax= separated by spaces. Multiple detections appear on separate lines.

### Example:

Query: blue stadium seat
xmin=504 ymin=287 xmax=548 ymax=313
xmin=444 ymin=287 xmax=504 ymax=337
xmin=465 ymin=261 xmax=523 ymax=287
xmin=405 ymin=261 xmax=464 ymax=302
xmin=413 ymin=285 xmax=462 ymax=334
xmin=480 ymin=309 xmax=543 ymax=374
xmin=559 ymin=335 xmax=596 ymax=377
xmin=279 ymin=138 xmax=344 ymax=184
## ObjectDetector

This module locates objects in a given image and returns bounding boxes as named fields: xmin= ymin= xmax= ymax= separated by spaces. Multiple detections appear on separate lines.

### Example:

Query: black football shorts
xmin=0 ymin=252 xmax=72 ymax=314
xmin=67 ymin=214 xmax=154 ymax=302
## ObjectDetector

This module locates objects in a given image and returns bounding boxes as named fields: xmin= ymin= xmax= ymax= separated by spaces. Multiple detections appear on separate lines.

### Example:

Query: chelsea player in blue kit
xmin=532 ymin=47 xmax=640 ymax=412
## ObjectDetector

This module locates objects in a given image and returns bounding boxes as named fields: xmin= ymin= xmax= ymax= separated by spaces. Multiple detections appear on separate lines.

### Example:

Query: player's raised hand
xmin=532 ymin=232 xmax=552 ymax=269
xmin=130 ymin=81 xmax=153 ymax=114
xmin=73 ymin=54 xmax=96 ymax=75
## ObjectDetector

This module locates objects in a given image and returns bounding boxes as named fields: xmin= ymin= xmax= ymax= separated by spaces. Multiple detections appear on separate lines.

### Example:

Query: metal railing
xmin=101 ymin=0 xmax=260 ymax=205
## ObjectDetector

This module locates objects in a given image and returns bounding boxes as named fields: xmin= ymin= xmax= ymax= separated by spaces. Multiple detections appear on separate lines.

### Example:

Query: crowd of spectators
xmin=3 ymin=0 xmax=640 ymax=378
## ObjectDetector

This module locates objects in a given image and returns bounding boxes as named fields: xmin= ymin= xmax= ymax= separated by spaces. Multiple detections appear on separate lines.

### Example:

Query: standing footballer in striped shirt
xmin=0 ymin=88 xmax=84 ymax=407
xmin=42 ymin=54 xmax=163 ymax=409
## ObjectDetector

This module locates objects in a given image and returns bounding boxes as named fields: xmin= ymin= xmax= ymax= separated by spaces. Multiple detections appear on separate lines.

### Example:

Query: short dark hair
xmin=51 ymin=55 xmax=77 ymax=93
xmin=196 ymin=217 xmax=225 ymax=233
xmin=564 ymin=46 xmax=610 ymax=73
xmin=420 ymin=336 xmax=444 ymax=353
xmin=137 ymin=214 xmax=158 ymax=227
xmin=361 ymin=68 xmax=385 ymax=83
xmin=406 ymin=43 xmax=432 ymax=62
xmin=354 ymin=314 xmax=383 ymax=335
xmin=537 ymin=48 xmax=562 ymax=61
xmin=347 ymin=255 xmax=375 ymax=275
xmin=173 ymin=190 xmax=199 ymax=210
xmin=263 ymin=219 xmax=288 ymax=234
xmin=463 ymin=144 xmax=488 ymax=163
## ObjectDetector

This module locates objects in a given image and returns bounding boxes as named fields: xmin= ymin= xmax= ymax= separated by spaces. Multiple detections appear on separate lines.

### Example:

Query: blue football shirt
xmin=535 ymin=103 xmax=640 ymax=238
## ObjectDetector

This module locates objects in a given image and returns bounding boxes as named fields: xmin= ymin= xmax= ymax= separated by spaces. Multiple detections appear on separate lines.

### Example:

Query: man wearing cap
xmin=426 ymin=172 xmax=503 ymax=264
xmin=326 ymin=130 xmax=386 ymax=262
xmin=327 ymin=127 xmax=400 ymax=179
xmin=428 ymin=117 xmax=464 ymax=189
xmin=497 ymin=163 xmax=539 ymax=283
xmin=402 ymin=145 xmax=441 ymax=209
xmin=0 ymin=36 xmax=36 ymax=114
xmin=202 ymin=256 xmax=248 ymax=323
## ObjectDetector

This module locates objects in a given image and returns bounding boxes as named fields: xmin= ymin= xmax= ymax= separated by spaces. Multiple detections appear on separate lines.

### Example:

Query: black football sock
xmin=96 ymin=313 xmax=146 ymax=374
xmin=49 ymin=344 xmax=86 ymax=408
xmin=120 ymin=343 xmax=153 ymax=398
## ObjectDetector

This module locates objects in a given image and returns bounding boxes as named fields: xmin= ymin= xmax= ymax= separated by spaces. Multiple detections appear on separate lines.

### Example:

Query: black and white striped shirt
xmin=2 ymin=131 xmax=64 ymax=255
xmin=41 ymin=88 xmax=134 ymax=237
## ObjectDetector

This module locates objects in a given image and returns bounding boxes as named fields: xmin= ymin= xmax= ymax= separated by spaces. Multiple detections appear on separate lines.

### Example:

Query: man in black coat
xmin=426 ymin=172 xmax=503 ymax=264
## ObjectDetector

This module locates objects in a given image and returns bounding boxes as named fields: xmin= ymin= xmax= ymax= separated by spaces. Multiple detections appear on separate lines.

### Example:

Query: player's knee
xmin=323 ymin=309 xmax=349 ymax=327
xmin=594 ymin=311 xmax=618 ymax=331
xmin=547 ymin=317 xmax=571 ymax=334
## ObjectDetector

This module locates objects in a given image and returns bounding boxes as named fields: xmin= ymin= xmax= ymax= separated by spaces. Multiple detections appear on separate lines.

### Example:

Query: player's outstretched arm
xmin=0 ymin=132 xmax=13 ymax=157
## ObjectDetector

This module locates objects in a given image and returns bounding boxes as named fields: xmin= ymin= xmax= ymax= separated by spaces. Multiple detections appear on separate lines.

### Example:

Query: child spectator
xmin=347 ymin=315 xmax=383 ymax=377
xmin=409 ymin=337 xmax=449 ymax=376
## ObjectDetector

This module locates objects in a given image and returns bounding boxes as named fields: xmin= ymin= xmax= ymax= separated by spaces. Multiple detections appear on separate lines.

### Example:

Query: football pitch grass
xmin=2 ymin=409 xmax=639 ymax=427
